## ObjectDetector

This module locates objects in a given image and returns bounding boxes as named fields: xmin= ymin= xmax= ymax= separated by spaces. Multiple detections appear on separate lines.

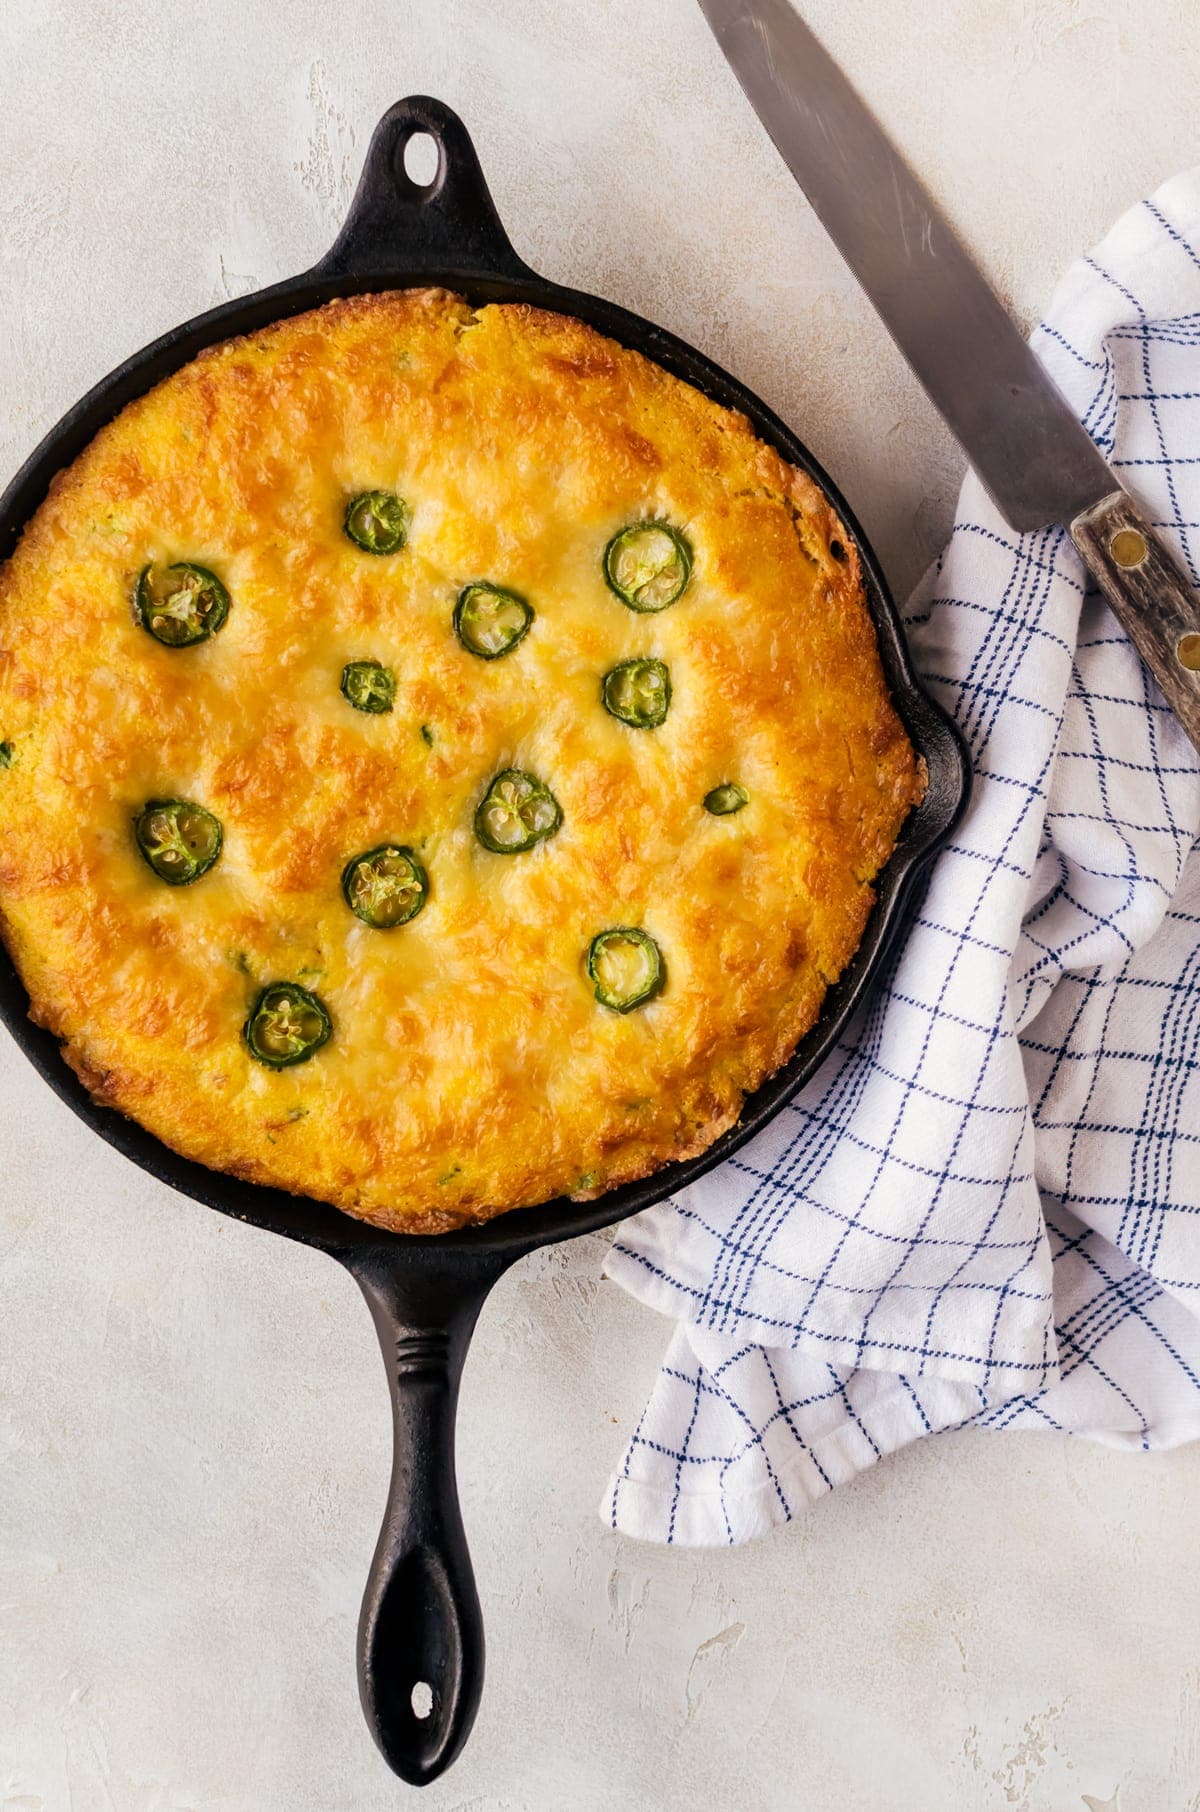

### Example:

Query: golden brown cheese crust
xmin=0 ymin=291 xmax=923 ymax=1232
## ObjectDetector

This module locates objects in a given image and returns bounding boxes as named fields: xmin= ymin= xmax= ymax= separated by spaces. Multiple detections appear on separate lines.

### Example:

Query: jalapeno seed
xmin=342 ymin=844 xmax=428 ymax=928
xmin=602 ymin=657 xmax=671 ymax=728
xmin=344 ymin=490 xmax=410 ymax=554
xmin=133 ymin=798 xmax=224 ymax=885
xmin=603 ymin=521 xmax=692 ymax=611
xmin=340 ymin=659 xmax=396 ymax=714
xmin=244 ymin=981 xmax=332 ymax=1069
xmin=587 ymin=928 xmax=664 ymax=1013
xmin=474 ymin=769 xmax=562 ymax=853
xmin=704 ymin=782 xmax=749 ymax=815
xmin=453 ymin=582 xmax=533 ymax=659
xmin=135 ymin=561 xmax=230 ymax=647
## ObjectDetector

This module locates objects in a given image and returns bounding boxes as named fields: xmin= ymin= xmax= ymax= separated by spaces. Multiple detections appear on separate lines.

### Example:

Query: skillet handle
xmin=312 ymin=95 xmax=536 ymax=284
xmin=345 ymin=1245 xmax=513 ymax=1784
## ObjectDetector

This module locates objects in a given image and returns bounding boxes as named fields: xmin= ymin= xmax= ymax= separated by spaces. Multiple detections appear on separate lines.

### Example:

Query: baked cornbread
xmin=0 ymin=290 xmax=923 ymax=1232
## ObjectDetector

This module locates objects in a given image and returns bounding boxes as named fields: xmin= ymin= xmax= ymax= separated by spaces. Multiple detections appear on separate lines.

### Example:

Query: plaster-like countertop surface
xmin=3 ymin=2 xmax=1200 ymax=1806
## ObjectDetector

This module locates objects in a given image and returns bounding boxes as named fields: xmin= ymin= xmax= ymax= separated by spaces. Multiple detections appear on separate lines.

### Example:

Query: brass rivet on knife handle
xmin=1109 ymin=527 xmax=1148 ymax=569
xmin=1070 ymin=489 xmax=1200 ymax=750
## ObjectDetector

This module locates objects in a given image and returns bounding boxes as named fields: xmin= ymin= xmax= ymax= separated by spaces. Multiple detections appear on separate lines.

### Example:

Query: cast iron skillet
xmin=0 ymin=97 xmax=969 ymax=1783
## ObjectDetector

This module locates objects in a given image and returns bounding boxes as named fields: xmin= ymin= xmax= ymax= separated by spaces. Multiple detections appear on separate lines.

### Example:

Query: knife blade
xmin=698 ymin=0 xmax=1200 ymax=751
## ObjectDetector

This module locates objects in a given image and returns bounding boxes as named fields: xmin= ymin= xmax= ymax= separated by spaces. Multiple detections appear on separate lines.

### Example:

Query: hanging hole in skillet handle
xmin=402 ymin=132 xmax=441 ymax=191
xmin=310 ymin=95 xmax=537 ymax=285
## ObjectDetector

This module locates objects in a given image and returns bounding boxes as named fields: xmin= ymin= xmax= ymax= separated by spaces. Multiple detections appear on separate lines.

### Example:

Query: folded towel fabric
xmin=603 ymin=171 xmax=1200 ymax=1545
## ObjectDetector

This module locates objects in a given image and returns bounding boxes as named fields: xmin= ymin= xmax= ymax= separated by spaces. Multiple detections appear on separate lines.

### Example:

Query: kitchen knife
xmin=698 ymin=0 xmax=1200 ymax=752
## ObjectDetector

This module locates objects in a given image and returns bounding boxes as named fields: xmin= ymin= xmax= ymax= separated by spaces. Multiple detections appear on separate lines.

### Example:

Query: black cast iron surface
xmin=0 ymin=97 xmax=970 ymax=1783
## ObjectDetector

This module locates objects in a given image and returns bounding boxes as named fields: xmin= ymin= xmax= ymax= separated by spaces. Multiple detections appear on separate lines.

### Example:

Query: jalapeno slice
xmin=586 ymin=927 xmax=664 ymax=1013
xmin=344 ymin=490 xmax=410 ymax=554
xmin=135 ymin=561 xmax=230 ymax=647
xmin=474 ymin=768 xmax=562 ymax=853
xmin=244 ymin=981 xmax=332 ymax=1069
xmin=602 ymin=657 xmax=671 ymax=728
xmin=340 ymin=659 xmax=396 ymax=714
xmin=603 ymin=521 xmax=692 ymax=612
xmin=133 ymin=798 xmax=223 ymax=885
xmin=453 ymin=582 xmax=533 ymax=659
xmin=704 ymin=782 xmax=749 ymax=815
xmin=341 ymin=843 xmax=428 ymax=928
xmin=0 ymin=741 xmax=14 ymax=769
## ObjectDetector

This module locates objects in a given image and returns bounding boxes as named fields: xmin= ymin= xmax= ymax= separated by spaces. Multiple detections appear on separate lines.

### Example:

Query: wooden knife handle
xmin=1070 ymin=490 xmax=1200 ymax=752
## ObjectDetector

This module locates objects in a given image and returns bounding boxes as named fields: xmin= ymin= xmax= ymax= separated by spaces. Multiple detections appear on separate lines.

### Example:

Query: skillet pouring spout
xmin=344 ymin=1243 xmax=515 ymax=1785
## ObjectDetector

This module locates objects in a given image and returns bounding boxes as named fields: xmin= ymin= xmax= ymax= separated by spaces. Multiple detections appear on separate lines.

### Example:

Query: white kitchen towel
xmin=603 ymin=172 xmax=1200 ymax=1545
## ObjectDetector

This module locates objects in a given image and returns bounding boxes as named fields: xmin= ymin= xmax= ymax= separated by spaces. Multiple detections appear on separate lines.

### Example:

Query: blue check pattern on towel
xmin=603 ymin=173 xmax=1200 ymax=1545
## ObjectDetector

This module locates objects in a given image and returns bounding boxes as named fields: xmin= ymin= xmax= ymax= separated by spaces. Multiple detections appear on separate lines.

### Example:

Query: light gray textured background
xmin=3 ymin=1 xmax=1200 ymax=1807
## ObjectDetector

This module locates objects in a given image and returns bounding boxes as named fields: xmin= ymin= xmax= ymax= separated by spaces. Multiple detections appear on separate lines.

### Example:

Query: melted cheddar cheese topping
xmin=0 ymin=291 xmax=923 ymax=1232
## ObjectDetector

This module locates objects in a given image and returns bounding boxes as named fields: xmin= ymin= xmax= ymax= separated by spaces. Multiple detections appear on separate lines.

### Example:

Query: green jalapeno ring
xmin=340 ymin=659 xmax=396 ymax=714
xmin=601 ymin=657 xmax=672 ymax=729
xmin=133 ymin=798 xmax=224 ymax=886
xmin=344 ymin=490 xmax=410 ymax=554
xmin=704 ymin=782 xmax=749 ymax=816
xmin=586 ymin=927 xmax=665 ymax=1013
xmin=135 ymin=561 xmax=230 ymax=647
xmin=244 ymin=981 xmax=332 ymax=1069
xmin=453 ymin=582 xmax=534 ymax=660
xmin=603 ymin=520 xmax=693 ymax=612
xmin=474 ymin=768 xmax=563 ymax=854
xmin=341 ymin=843 xmax=429 ymax=929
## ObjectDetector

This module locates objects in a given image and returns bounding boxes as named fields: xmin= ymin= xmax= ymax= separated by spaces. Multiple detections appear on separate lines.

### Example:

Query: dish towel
xmin=602 ymin=171 xmax=1200 ymax=1545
